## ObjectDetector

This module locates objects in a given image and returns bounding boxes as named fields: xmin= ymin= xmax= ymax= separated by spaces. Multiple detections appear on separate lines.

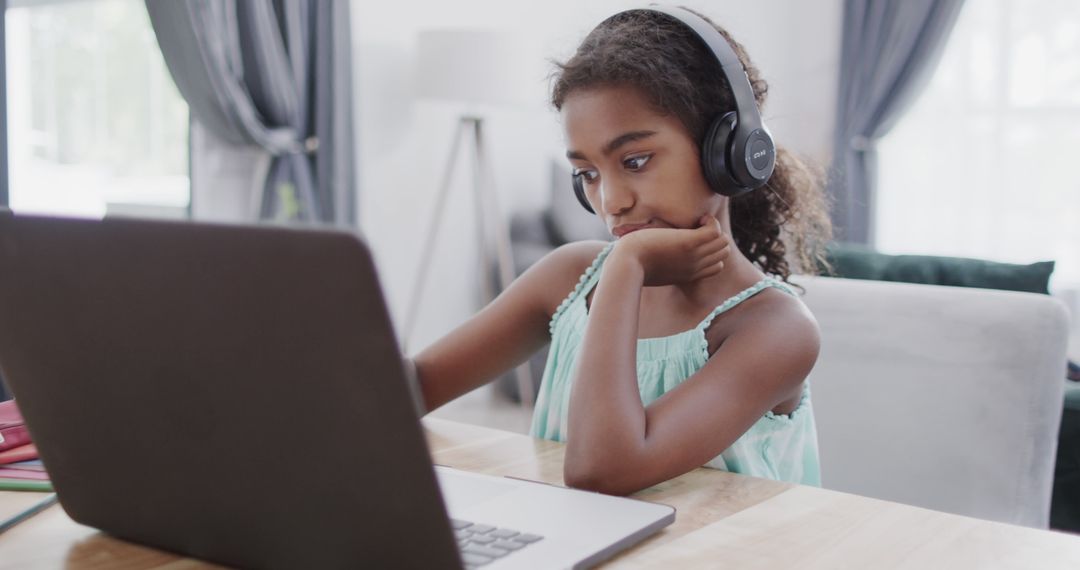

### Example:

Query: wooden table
xmin=2 ymin=417 xmax=1080 ymax=569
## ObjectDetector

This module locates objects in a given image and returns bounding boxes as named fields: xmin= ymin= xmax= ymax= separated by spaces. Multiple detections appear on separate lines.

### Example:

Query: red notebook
xmin=0 ymin=443 xmax=38 ymax=465
xmin=0 ymin=467 xmax=49 ymax=481
xmin=0 ymin=400 xmax=31 ymax=452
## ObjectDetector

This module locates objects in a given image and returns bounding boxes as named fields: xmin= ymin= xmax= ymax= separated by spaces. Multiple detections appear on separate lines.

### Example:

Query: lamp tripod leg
xmin=471 ymin=119 xmax=536 ymax=410
xmin=401 ymin=119 xmax=468 ymax=354
xmin=403 ymin=116 xmax=536 ymax=413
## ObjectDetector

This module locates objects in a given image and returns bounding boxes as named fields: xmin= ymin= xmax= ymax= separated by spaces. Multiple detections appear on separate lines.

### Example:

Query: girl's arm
xmin=412 ymin=241 xmax=607 ymax=413
xmin=564 ymin=224 xmax=819 ymax=495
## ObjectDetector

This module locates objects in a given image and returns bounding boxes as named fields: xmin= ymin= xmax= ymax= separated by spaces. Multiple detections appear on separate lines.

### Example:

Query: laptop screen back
xmin=0 ymin=214 xmax=461 ymax=569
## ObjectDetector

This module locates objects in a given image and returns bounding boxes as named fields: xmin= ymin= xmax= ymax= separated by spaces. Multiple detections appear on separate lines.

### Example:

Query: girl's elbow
xmin=563 ymin=461 xmax=634 ymax=496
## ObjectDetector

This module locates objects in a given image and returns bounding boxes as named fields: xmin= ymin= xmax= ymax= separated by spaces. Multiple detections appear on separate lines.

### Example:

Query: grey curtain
xmin=1 ymin=0 xmax=8 ymax=402
xmin=1 ymin=0 xmax=7 ymax=211
xmin=145 ymin=0 xmax=355 ymax=225
xmin=828 ymin=0 xmax=965 ymax=244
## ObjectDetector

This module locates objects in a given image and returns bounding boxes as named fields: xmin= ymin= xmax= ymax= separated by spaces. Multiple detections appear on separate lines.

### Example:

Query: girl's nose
xmin=599 ymin=179 xmax=635 ymax=216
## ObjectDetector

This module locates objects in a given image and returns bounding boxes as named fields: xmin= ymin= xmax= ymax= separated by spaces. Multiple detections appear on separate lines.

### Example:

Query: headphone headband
xmin=637 ymin=6 xmax=763 ymax=131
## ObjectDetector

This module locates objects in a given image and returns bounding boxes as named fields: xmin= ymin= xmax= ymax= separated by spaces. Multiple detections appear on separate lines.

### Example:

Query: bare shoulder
xmin=717 ymin=283 xmax=821 ymax=371
xmin=692 ymin=284 xmax=820 ymax=413
xmin=518 ymin=240 xmax=610 ymax=317
xmin=640 ymin=280 xmax=820 ymax=435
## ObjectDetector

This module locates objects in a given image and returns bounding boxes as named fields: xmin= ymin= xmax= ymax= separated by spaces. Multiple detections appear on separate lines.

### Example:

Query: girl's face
xmin=562 ymin=85 xmax=722 ymax=239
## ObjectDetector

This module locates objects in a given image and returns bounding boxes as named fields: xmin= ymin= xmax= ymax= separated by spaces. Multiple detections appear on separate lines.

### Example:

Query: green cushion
xmin=823 ymin=243 xmax=1055 ymax=295
xmin=1066 ymin=383 xmax=1080 ymax=411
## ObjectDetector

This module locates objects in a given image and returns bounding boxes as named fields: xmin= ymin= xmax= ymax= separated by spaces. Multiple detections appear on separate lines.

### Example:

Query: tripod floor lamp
xmin=402 ymin=29 xmax=536 ymax=409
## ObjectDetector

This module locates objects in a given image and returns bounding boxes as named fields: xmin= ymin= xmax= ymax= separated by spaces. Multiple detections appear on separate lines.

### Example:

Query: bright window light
xmin=876 ymin=0 xmax=1080 ymax=291
xmin=5 ymin=0 xmax=189 ymax=219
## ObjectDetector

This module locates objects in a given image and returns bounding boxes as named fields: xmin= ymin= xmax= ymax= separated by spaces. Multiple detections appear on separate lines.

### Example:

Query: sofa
xmin=505 ymin=160 xmax=1072 ymax=529
xmin=792 ymin=274 xmax=1067 ymax=528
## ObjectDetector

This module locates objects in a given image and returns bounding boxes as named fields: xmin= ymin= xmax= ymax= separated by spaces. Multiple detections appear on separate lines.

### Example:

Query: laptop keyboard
xmin=452 ymin=518 xmax=544 ymax=568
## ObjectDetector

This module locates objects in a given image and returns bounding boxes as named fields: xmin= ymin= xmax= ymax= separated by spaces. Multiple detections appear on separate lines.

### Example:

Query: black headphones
xmin=571 ymin=5 xmax=776 ymax=214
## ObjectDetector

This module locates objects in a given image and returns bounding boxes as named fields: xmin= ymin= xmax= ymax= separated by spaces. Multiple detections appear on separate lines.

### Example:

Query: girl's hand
xmin=611 ymin=214 xmax=731 ymax=287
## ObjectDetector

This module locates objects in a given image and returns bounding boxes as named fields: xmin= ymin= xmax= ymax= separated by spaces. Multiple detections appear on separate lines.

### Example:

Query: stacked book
xmin=0 ymin=400 xmax=52 ymax=492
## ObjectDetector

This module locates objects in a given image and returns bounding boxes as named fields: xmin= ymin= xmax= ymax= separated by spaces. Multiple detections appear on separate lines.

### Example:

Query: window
xmin=5 ymin=0 xmax=189 ymax=219
xmin=876 ymin=0 xmax=1080 ymax=291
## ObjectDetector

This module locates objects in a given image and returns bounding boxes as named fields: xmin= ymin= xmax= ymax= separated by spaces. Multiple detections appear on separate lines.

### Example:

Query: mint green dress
xmin=530 ymin=242 xmax=821 ymax=485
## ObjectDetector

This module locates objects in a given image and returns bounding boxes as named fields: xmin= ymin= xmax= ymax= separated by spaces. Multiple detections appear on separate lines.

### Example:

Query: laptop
xmin=0 ymin=213 xmax=674 ymax=569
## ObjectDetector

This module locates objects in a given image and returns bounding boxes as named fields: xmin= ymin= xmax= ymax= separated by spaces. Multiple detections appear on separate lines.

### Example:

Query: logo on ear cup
xmin=744 ymin=130 xmax=775 ymax=181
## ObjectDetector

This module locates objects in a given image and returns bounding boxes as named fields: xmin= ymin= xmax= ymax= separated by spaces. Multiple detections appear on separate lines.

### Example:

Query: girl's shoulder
xmin=526 ymin=240 xmax=610 ymax=317
xmin=703 ymin=277 xmax=819 ymax=359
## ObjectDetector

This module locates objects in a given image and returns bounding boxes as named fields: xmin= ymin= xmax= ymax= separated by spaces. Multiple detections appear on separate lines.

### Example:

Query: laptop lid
xmin=0 ymin=213 xmax=462 ymax=569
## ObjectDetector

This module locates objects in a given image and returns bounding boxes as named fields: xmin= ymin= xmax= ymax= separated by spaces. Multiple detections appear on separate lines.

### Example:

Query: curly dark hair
xmin=550 ymin=8 xmax=833 ymax=280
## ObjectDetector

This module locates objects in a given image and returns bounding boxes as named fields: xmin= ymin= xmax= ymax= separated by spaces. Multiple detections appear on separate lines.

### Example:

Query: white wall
xmin=351 ymin=0 xmax=843 ymax=352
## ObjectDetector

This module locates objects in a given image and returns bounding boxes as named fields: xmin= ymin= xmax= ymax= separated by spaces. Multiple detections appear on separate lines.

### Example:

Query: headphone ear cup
xmin=571 ymin=174 xmax=596 ymax=214
xmin=704 ymin=112 xmax=747 ymax=197
xmin=701 ymin=112 xmax=749 ymax=197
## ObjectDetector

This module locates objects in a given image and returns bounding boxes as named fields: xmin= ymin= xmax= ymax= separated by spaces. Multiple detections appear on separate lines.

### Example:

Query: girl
xmin=410 ymin=7 xmax=832 ymax=495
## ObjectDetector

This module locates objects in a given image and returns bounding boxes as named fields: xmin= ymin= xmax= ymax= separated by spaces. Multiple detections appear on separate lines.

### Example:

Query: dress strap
xmin=696 ymin=276 xmax=796 ymax=332
xmin=548 ymin=242 xmax=616 ymax=335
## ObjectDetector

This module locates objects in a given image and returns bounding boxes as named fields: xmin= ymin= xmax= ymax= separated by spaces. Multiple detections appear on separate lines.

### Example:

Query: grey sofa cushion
xmin=795 ymin=275 xmax=1068 ymax=528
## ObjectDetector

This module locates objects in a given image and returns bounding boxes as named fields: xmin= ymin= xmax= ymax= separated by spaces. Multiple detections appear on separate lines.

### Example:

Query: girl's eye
xmin=573 ymin=168 xmax=599 ymax=183
xmin=623 ymin=155 xmax=651 ymax=171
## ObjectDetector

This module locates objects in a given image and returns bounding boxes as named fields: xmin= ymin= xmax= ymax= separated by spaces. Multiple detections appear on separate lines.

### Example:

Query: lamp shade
xmin=414 ymin=28 xmax=535 ymax=106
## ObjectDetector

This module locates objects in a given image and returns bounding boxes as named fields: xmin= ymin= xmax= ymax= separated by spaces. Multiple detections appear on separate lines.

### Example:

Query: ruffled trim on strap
xmin=762 ymin=383 xmax=811 ymax=423
xmin=548 ymin=242 xmax=616 ymax=336
xmin=767 ymin=277 xmax=798 ymax=298
xmin=696 ymin=276 xmax=793 ymax=360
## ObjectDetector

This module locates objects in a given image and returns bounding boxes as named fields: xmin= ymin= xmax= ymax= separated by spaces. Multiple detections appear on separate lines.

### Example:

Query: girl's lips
xmin=612 ymin=222 xmax=652 ymax=237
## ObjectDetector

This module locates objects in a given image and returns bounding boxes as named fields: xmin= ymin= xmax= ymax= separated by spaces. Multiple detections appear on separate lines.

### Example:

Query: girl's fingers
xmin=692 ymin=226 xmax=718 ymax=247
xmin=702 ymin=262 xmax=725 ymax=278
xmin=693 ymin=214 xmax=722 ymax=235
xmin=697 ymin=234 xmax=730 ymax=257
xmin=701 ymin=250 xmax=724 ymax=265
xmin=697 ymin=262 xmax=724 ymax=280
xmin=688 ymin=216 xmax=728 ymax=278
